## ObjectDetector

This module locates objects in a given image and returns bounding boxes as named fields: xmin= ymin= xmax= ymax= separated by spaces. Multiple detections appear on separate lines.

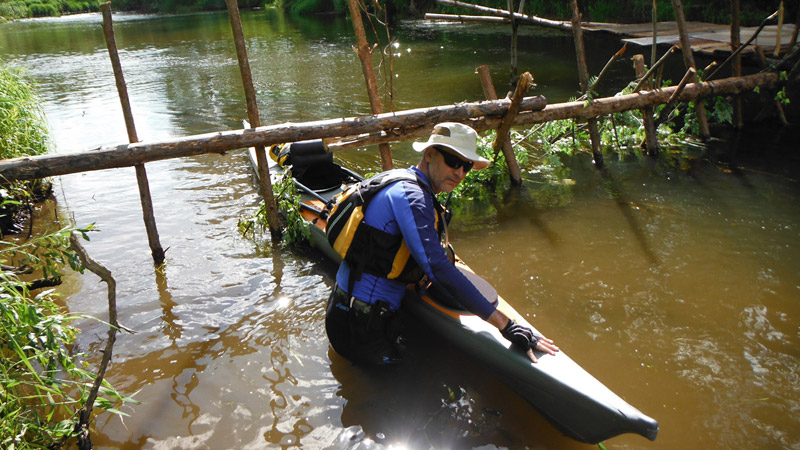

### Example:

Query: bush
xmin=0 ymin=226 xmax=134 ymax=450
xmin=0 ymin=66 xmax=50 ymax=161
xmin=0 ymin=1 xmax=29 ymax=18
xmin=27 ymin=1 xmax=59 ymax=16
xmin=0 ymin=65 xmax=52 ymax=235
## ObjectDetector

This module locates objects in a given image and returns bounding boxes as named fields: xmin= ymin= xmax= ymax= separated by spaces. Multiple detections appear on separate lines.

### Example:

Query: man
xmin=325 ymin=122 xmax=558 ymax=366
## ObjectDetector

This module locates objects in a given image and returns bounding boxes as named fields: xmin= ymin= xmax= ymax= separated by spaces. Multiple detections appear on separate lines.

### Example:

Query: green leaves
xmin=1 ymin=225 xmax=132 ymax=450
xmin=239 ymin=171 xmax=311 ymax=248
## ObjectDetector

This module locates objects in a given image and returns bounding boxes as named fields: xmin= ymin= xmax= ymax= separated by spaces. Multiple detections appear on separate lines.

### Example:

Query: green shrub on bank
xmin=0 ymin=66 xmax=50 ymax=160
xmin=0 ymin=65 xmax=53 ymax=235
xmin=0 ymin=225 xmax=135 ymax=450
xmin=0 ymin=0 xmax=100 ymax=19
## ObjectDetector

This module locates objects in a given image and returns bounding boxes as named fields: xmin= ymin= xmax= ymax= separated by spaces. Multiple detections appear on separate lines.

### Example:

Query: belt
xmin=334 ymin=286 xmax=393 ymax=317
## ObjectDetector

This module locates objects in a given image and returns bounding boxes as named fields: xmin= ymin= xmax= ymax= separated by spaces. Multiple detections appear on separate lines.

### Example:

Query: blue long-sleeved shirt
xmin=335 ymin=167 xmax=497 ymax=320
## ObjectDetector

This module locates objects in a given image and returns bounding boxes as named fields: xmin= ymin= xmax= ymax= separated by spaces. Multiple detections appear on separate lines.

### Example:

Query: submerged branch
xmin=69 ymin=231 xmax=132 ymax=450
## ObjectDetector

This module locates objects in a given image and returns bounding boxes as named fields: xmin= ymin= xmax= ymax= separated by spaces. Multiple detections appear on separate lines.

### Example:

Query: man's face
xmin=425 ymin=146 xmax=471 ymax=194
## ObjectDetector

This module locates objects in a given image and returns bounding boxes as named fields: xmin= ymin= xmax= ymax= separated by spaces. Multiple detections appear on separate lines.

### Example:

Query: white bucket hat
xmin=412 ymin=122 xmax=490 ymax=171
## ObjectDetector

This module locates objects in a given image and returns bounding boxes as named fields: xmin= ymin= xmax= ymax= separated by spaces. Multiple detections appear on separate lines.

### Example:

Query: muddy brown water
xmin=2 ymin=9 xmax=799 ymax=449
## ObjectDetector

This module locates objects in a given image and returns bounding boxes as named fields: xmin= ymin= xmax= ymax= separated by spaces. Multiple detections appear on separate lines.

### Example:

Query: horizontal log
xmin=437 ymin=0 xmax=573 ymax=31
xmin=0 ymin=96 xmax=546 ymax=181
xmin=0 ymin=72 xmax=783 ymax=181
xmin=519 ymin=71 xmax=780 ymax=124
xmin=332 ymin=72 xmax=782 ymax=148
xmin=425 ymin=13 xmax=510 ymax=24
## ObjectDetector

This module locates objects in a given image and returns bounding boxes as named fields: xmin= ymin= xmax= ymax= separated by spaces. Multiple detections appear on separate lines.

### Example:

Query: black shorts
xmin=325 ymin=286 xmax=405 ymax=366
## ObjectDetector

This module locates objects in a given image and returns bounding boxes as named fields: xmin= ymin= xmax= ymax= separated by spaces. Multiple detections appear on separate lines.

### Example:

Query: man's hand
xmin=501 ymin=319 xmax=559 ymax=363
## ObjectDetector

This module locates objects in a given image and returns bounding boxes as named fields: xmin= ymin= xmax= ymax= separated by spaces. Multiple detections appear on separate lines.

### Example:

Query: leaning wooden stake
xmin=654 ymin=67 xmax=695 ymax=126
xmin=100 ymin=3 xmax=165 ymax=265
xmin=633 ymin=46 xmax=676 ymax=93
xmin=347 ymin=0 xmax=393 ymax=171
xmin=476 ymin=65 xmax=517 ymax=184
xmin=670 ymin=0 xmax=710 ymax=139
xmin=225 ymin=0 xmax=282 ymax=240
xmin=633 ymin=55 xmax=659 ymax=156
xmin=589 ymin=44 xmax=627 ymax=96
xmin=475 ymin=65 xmax=527 ymax=186
xmin=707 ymin=10 xmax=779 ymax=81
xmin=570 ymin=0 xmax=603 ymax=167
xmin=491 ymin=69 xmax=530 ymax=186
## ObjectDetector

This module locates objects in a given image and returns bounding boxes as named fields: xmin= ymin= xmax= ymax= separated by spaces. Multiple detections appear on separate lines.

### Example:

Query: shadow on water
xmin=597 ymin=166 xmax=660 ymax=266
xmin=499 ymin=187 xmax=561 ymax=248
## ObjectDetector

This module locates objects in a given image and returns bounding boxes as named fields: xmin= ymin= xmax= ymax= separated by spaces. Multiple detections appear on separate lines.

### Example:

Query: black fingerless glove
xmin=501 ymin=319 xmax=540 ymax=350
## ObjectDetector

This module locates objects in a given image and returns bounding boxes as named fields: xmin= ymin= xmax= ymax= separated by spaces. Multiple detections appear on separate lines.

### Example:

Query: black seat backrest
xmin=287 ymin=140 xmax=344 ymax=192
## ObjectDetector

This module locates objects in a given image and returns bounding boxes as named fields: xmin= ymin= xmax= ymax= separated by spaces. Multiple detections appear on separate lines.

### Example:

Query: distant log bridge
xmin=0 ymin=72 xmax=782 ymax=182
xmin=431 ymin=0 xmax=799 ymax=59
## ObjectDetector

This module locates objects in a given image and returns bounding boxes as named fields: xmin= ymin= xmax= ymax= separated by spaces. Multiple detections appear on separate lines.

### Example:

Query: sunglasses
xmin=435 ymin=147 xmax=473 ymax=173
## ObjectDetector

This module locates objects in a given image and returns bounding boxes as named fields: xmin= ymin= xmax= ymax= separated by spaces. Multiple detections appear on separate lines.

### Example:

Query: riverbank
xmin=2 ymin=0 xmax=794 ymax=27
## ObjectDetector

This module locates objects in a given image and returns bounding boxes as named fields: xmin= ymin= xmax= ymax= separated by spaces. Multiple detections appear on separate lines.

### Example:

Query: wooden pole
xmin=570 ymin=0 xmax=603 ymax=167
xmin=633 ymin=46 xmax=677 ymax=93
xmin=632 ymin=55 xmax=659 ymax=156
xmin=773 ymin=1 xmax=784 ymax=57
xmin=477 ymin=66 xmax=521 ymax=185
xmin=731 ymin=0 xmax=743 ymax=128
xmin=100 ymin=3 xmax=165 ymax=266
xmin=492 ymin=71 xmax=531 ymax=186
xmin=347 ymin=0 xmax=393 ymax=170
xmin=651 ymin=0 xmax=658 ymax=66
xmin=0 ymin=73 xmax=780 ymax=182
xmin=706 ymin=10 xmax=780 ymax=81
xmin=589 ymin=44 xmax=627 ymax=95
xmin=476 ymin=65 xmax=499 ymax=100
xmin=753 ymin=47 xmax=790 ymax=126
xmin=670 ymin=0 xmax=710 ymax=139
xmin=654 ymin=67 xmax=696 ymax=126
xmin=508 ymin=0 xmax=519 ymax=88
xmin=225 ymin=0 xmax=282 ymax=240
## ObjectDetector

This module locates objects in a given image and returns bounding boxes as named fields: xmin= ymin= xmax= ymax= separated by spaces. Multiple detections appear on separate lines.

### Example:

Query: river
xmin=1 ymin=9 xmax=799 ymax=449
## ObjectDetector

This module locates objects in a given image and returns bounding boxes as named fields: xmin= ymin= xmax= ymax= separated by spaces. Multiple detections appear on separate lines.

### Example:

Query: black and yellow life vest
xmin=326 ymin=169 xmax=446 ymax=288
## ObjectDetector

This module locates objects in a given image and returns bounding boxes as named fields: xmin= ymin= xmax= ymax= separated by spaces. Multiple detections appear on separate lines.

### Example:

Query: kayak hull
xmin=405 ymin=274 xmax=659 ymax=443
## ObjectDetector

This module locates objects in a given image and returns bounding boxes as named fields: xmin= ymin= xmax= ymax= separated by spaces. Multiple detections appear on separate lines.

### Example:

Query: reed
xmin=0 ymin=66 xmax=49 ymax=160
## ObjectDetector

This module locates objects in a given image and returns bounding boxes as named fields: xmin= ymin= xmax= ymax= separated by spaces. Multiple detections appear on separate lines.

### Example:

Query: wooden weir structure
xmin=0 ymin=1 xmax=797 ymax=263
